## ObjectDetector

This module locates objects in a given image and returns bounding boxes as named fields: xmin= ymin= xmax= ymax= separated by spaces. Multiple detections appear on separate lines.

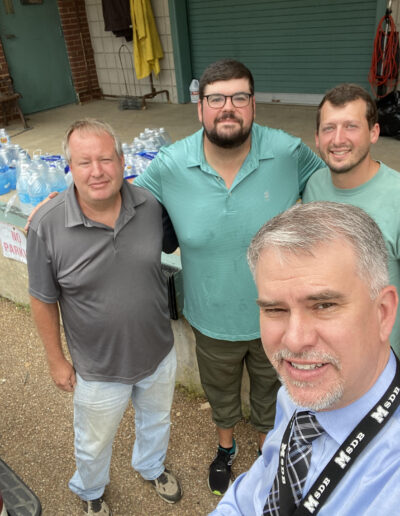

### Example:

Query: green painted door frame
xmin=0 ymin=0 xmax=76 ymax=114
xmin=168 ymin=0 xmax=192 ymax=103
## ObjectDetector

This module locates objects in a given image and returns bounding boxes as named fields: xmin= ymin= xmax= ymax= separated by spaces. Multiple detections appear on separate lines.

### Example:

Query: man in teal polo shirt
xmin=135 ymin=59 xmax=324 ymax=495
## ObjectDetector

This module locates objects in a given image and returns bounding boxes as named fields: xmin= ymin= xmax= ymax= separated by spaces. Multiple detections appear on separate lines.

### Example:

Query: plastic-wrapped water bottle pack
xmin=0 ymin=128 xmax=71 ymax=214
xmin=122 ymin=127 xmax=172 ymax=181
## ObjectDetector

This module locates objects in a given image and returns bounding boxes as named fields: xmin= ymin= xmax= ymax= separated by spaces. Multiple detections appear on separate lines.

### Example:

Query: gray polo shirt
xmin=27 ymin=181 xmax=174 ymax=384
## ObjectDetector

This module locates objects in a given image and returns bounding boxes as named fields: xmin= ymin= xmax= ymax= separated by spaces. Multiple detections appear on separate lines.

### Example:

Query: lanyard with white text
xmin=277 ymin=353 xmax=400 ymax=516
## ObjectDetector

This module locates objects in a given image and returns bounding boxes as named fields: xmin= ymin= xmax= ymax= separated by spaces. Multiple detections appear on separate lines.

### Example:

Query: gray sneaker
xmin=82 ymin=497 xmax=112 ymax=515
xmin=149 ymin=469 xmax=182 ymax=504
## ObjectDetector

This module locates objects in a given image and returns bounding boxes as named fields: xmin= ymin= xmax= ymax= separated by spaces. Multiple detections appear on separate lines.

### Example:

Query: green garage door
xmin=187 ymin=0 xmax=385 ymax=99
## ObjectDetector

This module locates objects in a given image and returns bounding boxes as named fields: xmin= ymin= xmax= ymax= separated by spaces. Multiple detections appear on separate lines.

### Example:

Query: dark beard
xmin=326 ymin=147 xmax=370 ymax=175
xmin=203 ymin=113 xmax=253 ymax=149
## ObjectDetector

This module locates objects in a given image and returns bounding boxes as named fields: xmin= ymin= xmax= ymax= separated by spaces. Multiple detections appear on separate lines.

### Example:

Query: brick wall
xmin=0 ymin=40 xmax=9 ymax=83
xmin=57 ymin=0 xmax=102 ymax=102
xmin=0 ymin=39 xmax=16 ymax=126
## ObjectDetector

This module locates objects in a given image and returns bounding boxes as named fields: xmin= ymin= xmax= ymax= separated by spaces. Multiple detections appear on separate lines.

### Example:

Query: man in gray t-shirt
xmin=27 ymin=119 xmax=182 ymax=515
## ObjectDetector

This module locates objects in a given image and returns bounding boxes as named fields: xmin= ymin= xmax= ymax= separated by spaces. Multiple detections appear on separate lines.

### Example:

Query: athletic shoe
xmin=149 ymin=469 xmax=182 ymax=504
xmin=82 ymin=497 xmax=112 ymax=515
xmin=208 ymin=442 xmax=238 ymax=495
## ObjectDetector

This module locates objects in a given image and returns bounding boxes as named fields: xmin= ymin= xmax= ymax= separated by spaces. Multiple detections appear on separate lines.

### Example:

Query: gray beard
xmin=282 ymin=377 xmax=345 ymax=411
xmin=272 ymin=349 xmax=344 ymax=411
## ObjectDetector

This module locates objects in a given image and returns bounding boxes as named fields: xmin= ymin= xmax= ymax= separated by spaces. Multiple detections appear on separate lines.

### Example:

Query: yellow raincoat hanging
xmin=130 ymin=0 xmax=164 ymax=79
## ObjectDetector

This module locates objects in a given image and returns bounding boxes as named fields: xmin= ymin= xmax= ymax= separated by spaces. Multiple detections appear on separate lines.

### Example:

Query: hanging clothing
xmin=130 ymin=0 xmax=163 ymax=79
xmin=101 ymin=0 xmax=133 ymax=42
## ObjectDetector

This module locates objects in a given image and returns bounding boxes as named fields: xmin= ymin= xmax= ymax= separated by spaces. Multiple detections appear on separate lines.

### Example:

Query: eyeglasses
xmin=203 ymin=93 xmax=253 ymax=109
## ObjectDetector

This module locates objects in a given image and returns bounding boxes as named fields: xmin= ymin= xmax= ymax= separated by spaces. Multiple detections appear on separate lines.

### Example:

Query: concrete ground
xmin=0 ymin=297 xmax=258 ymax=516
xmin=4 ymin=98 xmax=400 ymax=171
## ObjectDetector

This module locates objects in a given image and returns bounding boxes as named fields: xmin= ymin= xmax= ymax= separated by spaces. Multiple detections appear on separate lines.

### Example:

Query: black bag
xmin=377 ymin=90 xmax=400 ymax=140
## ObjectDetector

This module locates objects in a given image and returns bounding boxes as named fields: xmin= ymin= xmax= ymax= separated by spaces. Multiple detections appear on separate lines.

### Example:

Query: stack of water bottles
xmin=0 ymin=129 xmax=13 ymax=195
xmin=122 ymin=127 xmax=172 ymax=181
xmin=0 ymin=128 xmax=71 ymax=215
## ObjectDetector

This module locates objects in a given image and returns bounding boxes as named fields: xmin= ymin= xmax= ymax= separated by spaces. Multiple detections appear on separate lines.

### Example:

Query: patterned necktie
xmin=263 ymin=411 xmax=324 ymax=515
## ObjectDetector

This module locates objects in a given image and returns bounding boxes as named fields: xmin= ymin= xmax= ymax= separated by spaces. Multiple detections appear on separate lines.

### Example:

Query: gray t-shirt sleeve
xmin=27 ymin=228 xmax=60 ymax=303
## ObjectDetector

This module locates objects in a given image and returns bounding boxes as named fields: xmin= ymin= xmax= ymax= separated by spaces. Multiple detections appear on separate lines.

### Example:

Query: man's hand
xmin=48 ymin=356 xmax=76 ymax=392
xmin=29 ymin=298 xmax=76 ymax=392
xmin=24 ymin=191 xmax=59 ymax=231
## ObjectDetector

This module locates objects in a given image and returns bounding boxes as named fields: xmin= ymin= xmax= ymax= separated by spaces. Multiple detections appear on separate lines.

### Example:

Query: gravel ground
xmin=0 ymin=297 xmax=259 ymax=515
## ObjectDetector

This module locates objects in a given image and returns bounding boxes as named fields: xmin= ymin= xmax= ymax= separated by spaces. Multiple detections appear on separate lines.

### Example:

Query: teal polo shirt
xmin=303 ymin=163 xmax=400 ymax=357
xmin=135 ymin=123 xmax=324 ymax=340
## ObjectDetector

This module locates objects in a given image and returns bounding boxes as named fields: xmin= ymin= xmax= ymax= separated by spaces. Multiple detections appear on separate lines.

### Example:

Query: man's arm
xmin=134 ymin=152 xmax=164 ymax=202
xmin=297 ymin=142 xmax=325 ymax=195
xmin=136 ymin=157 xmax=178 ymax=253
xmin=30 ymin=296 xmax=76 ymax=392
xmin=161 ymin=205 xmax=178 ymax=254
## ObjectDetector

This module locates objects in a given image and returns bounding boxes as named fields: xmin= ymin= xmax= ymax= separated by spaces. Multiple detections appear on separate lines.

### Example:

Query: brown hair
xmin=317 ymin=84 xmax=378 ymax=130
xmin=199 ymin=59 xmax=254 ymax=99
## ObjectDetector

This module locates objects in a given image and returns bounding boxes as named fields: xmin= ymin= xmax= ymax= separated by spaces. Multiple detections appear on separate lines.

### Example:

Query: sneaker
xmin=208 ymin=442 xmax=238 ymax=495
xmin=149 ymin=469 xmax=182 ymax=504
xmin=82 ymin=497 xmax=112 ymax=515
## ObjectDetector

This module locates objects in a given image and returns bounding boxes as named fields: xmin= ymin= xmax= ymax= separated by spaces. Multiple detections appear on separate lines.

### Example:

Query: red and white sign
xmin=0 ymin=223 xmax=27 ymax=264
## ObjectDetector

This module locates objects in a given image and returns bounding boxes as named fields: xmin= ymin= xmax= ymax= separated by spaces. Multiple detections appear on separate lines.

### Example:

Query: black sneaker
xmin=208 ymin=443 xmax=238 ymax=495
xmin=149 ymin=469 xmax=182 ymax=504
xmin=82 ymin=497 xmax=112 ymax=515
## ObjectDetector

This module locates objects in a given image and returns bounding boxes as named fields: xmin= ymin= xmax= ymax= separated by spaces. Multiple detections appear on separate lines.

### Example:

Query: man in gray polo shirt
xmin=27 ymin=119 xmax=182 ymax=515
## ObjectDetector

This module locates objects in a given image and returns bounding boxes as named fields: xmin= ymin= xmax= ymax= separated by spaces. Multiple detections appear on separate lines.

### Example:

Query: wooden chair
xmin=0 ymin=78 xmax=28 ymax=129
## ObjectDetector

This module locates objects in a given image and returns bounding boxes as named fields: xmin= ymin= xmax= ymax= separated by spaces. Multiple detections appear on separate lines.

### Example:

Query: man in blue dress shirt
xmin=211 ymin=201 xmax=400 ymax=515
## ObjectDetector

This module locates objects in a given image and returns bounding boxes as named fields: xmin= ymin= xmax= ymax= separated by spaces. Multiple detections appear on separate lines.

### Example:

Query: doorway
xmin=0 ymin=0 xmax=76 ymax=114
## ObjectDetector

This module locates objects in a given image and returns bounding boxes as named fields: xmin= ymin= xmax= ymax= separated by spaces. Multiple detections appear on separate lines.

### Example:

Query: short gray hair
xmin=62 ymin=118 xmax=123 ymax=163
xmin=247 ymin=202 xmax=389 ymax=299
